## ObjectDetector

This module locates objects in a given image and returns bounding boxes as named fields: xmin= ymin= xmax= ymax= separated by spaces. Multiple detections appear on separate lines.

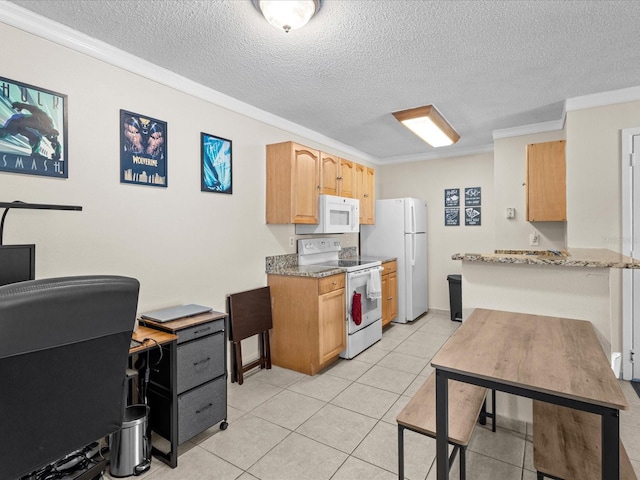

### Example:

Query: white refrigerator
xmin=360 ymin=198 xmax=428 ymax=323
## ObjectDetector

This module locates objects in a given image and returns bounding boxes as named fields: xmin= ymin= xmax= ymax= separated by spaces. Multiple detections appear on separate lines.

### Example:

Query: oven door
xmin=347 ymin=266 xmax=382 ymax=334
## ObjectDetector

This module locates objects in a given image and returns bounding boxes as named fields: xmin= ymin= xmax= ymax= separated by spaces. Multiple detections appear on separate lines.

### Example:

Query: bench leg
xmin=537 ymin=472 xmax=544 ymax=480
xmin=479 ymin=399 xmax=487 ymax=426
xmin=398 ymin=425 xmax=404 ymax=480
xmin=459 ymin=446 xmax=466 ymax=480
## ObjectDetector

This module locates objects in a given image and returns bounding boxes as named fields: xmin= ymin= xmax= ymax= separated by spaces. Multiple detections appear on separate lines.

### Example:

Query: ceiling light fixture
xmin=255 ymin=0 xmax=320 ymax=33
xmin=392 ymin=105 xmax=460 ymax=148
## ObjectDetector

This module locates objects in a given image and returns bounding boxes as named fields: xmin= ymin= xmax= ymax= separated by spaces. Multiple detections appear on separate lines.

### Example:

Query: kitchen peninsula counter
xmin=452 ymin=248 xmax=639 ymax=268
xmin=453 ymin=246 xmax=633 ymax=426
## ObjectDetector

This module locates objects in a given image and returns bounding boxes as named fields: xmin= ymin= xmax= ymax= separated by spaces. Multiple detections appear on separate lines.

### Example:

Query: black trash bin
xmin=447 ymin=274 xmax=462 ymax=322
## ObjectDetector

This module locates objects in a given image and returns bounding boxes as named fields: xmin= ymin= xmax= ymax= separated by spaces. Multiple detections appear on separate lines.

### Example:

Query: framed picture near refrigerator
xmin=361 ymin=198 xmax=428 ymax=323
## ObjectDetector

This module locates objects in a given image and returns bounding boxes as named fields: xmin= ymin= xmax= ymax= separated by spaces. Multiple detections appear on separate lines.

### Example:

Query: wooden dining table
xmin=430 ymin=308 xmax=628 ymax=480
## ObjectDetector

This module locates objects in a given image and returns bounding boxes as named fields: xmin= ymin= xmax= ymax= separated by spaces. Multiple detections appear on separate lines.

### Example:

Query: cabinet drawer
xmin=177 ymin=332 xmax=225 ymax=394
xmin=382 ymin=261 xmax=397 ymax=275
xmin=178 ymin=376 xmax=226 ymax=444
xmin=177 ymin=318 xmax=224 ymax=345
xmin=318 ymin=274 xmax=345 ymax=295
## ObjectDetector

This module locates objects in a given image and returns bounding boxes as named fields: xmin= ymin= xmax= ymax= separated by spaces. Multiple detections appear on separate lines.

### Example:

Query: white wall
xmin=565 ymin=100 xmax=640 ymax=361
xmin=493 ymin=130 xmax=566 ymax=250
xmin=0 ymin=23 xmax=371 ymax=322
xmin=376 ymin=152 xmax=494 ymax=311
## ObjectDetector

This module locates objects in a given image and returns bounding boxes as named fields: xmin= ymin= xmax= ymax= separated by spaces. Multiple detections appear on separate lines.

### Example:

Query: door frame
xmin=621 ymin=127 xmax=640 ymax=380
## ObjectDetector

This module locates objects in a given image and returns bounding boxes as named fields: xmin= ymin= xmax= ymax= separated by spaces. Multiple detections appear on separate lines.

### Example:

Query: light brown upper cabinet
xmin=320 ymin=154 xmax=355 ymax=198
xmin=356 ymin=164 xmax=375 ymax=224
xmin=526 ymin=140 xmax=566 ymax=222
xmin=266 ymin=141 xmax=320 ymax=224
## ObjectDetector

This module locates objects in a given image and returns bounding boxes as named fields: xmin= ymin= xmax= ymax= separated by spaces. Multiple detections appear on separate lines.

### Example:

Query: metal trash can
xmin=109 ymin=405 xmax=151 ymax=477
xmin=447 ymin=274 xmax=462 ymax=322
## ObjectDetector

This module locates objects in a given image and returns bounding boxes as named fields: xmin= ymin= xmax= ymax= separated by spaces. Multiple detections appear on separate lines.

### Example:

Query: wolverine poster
xmin=0 ymin=77 xmax=68 ymax=178
xmin=120 ymin=109 xmax=167 ymax=187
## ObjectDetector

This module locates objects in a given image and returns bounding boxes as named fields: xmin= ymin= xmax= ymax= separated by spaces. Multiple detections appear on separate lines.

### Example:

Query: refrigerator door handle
xmin=411 ymin=233 xmax=416 ymax=266
xmin=410 ymin=202 xmax=416 ymax=233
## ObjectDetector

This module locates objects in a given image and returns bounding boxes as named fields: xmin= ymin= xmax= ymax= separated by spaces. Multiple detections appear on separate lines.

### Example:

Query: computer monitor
xmin=0 ymin=244 xmax=35 ymax=286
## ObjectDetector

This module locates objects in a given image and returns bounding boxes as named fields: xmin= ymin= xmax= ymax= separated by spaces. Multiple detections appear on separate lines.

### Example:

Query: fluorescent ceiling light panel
xmin=393 ymin=105 xmax=460 ymax=148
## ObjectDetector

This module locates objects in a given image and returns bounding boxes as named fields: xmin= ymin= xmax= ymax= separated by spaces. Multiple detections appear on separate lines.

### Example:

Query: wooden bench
xmin=533 ymin=400 xmax=637 ymax=480
xmin=396 ymin=372 xmax=495 ymax=480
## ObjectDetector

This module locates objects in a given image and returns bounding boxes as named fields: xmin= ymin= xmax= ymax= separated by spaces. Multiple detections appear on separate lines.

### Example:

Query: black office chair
xmin=0 ymin=275 xmax=140 ymax=480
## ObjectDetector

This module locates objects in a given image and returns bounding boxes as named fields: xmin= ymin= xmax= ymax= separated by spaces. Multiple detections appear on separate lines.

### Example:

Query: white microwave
xmin=295 ymin=195 xmax=360 ymax=234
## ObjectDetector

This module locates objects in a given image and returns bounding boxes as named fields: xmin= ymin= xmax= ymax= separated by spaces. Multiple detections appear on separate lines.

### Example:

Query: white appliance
xmin=297 ymin=238 xmax=382 ymax=359
xmin=295 ymin=194 xmax=360 ymax=235
xmin=361 ymin=198 xmax=428 ymax=323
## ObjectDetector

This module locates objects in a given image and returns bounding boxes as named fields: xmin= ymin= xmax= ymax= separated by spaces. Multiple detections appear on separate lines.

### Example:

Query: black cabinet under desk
xmin=141 ymin=312 xmax=228 ymax=447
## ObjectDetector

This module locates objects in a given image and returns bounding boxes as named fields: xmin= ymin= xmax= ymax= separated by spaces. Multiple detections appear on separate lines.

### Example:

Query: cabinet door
xmin=292 ymin=144 xmax=320 ymax=224
xmin=526 ymin=140 xmax=566 ymax=222
xmin=381 ymin=273 xmax=390 ymax=326
xmin=318 ymin=288 xmax=346 ymax=365
xmin=320 ymin=152 xmax=339 ymax=196
xmin=361 ymin=167 xmax=375 ymax=224
xmin=355 ymin=163 xmax=366 ymax=223
xmin=388 ymin=271 xmax=398 ymax=322
xmin=339 ymin=158 xmax=355 ymax=198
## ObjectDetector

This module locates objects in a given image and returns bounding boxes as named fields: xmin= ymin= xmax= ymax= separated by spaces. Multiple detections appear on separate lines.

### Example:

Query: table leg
xmin=601 ymin=409 xmax=619 ymax=480
xmin=435 ymin=369 xmax=449 ymax=480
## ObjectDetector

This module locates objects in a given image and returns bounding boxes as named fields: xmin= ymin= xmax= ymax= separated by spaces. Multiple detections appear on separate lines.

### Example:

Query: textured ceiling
xmin=7 ymin=0 xmax=640 ymax=162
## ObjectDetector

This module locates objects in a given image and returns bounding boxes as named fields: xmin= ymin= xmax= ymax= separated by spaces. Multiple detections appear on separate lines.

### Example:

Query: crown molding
xmin=379 ymin=143 xmax=494 ymax=165
xmin=566 ymin=85 xmax=640 ymax=112
xmin=492 ymin=117 xmax=566 ymax=141
xmin=0 ymin=1 xmax=378 ymax=164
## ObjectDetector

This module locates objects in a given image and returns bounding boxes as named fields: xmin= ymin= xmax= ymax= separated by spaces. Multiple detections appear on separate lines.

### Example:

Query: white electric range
xmin=298 ymin=238 xmax=383 ymax=359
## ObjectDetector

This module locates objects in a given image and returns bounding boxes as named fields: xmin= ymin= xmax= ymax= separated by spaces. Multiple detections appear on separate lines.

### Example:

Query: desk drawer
xmin=178 ymin=376 xmax=226 ymax=444
xmin=177 ymin=332 xmax=224 ymax=394
xmin=177 ymin=319 xmax=224 ymax=344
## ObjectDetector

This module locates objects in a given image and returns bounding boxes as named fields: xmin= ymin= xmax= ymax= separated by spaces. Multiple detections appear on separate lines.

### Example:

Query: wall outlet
xmin=289 ymin=236 xmax=295 ymax=248
xmin=529 ymin=232 xmax=540 ymax=246
xmin=506 ymin=207 xmax=515 ymax=219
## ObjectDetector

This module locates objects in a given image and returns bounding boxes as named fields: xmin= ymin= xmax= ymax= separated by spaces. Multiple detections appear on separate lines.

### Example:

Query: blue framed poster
xmin=120 ymin=110 xmax=167 ymax=187
xmin=201 ymin=132 xmax=232 ymax=194
xmin=0 ymin=76 xmax=68 ymax=178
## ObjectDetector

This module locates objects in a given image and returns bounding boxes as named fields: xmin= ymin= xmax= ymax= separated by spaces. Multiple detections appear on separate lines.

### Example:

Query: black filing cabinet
xmin=145 ymin=311 xmax=228 ymax=445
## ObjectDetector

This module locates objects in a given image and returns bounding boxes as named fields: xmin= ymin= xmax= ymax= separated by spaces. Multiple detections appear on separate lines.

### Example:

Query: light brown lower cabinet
xmin=381 ymin=261 xmax=398 ymax=327
xmin=267 ymin=273 xmax=346 ymax=375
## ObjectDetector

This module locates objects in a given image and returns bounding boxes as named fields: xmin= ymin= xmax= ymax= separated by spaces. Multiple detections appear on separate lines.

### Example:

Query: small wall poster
xmin=0 ymin=76 xmax=68 ymax=178
xmin=445 ymin=208 xmax=460 ymax=226
xmin=445 ymin=188 xmax=460 ymax=207
xmin=465 ymin=187 xmax=481 ymax=206
xmin=465 ymin=207 xmax=481 ymax=226
xmin=120 ymin=109 xmax=167 ymax=187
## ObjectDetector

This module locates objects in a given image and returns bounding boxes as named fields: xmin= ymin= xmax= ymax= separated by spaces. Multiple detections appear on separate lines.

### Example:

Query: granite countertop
xmin=265 ymin=252 xmax=397 ymax=278
xmin=452 ymin=248 xmax=640 ymax=268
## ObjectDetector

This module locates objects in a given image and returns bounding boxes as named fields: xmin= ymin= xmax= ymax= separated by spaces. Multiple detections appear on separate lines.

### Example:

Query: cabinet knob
xmin=388 ymin=297 xmax=393 ymax=300
xmin=332 ymin=281 xmax=337 ymax=285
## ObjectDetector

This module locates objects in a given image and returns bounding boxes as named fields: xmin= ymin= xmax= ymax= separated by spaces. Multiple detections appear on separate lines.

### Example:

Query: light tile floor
xmin=106 ymin=311 xmax=640 ymax=480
